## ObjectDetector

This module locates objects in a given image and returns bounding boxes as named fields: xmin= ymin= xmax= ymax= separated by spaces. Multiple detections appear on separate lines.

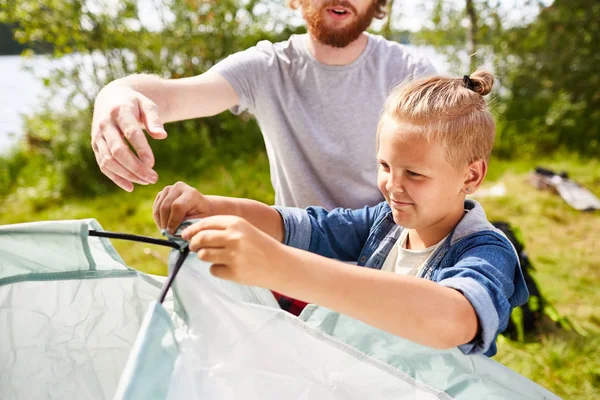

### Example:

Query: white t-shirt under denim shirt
xmin=381 ymin=229 xmax=448 ymax=276
xmin=211 ymin=33 xmax=436 ymax=209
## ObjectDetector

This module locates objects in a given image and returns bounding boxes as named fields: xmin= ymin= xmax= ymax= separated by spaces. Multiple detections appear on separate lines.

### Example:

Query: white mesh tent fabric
xmin=0 ymin=219 xmax=560 ymax=400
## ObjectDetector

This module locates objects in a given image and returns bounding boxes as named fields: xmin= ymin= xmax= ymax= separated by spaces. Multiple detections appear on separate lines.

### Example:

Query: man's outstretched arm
xmin=91 ymin=70 xmax=238 ymax=191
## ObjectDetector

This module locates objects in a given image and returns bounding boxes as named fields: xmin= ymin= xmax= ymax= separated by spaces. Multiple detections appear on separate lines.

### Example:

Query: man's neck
xmin=305 ymin=33 xmax=369 ymax=66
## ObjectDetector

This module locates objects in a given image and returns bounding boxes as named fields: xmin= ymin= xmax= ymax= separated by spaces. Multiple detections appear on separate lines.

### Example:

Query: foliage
xmin=413 ymin=0 xmax=600 ymax=158
xmin=0 ymin=109 xmax=101 ymax=205
xmin=0 ymin=0 xmax=302 ymax=200
xmin=494 ymin=0 xmax=600 ymax=157
xmin=413 ymin=0 xmax=503 ymax=71
xmin=4 ymin=0 xmax=599 ymax=203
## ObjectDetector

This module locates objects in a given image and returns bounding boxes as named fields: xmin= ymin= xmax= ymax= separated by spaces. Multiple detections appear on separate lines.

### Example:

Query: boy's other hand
xmin=153 ymin=182 xmax=213 ymax=234
xmin=182 ymin=216 xmax=288 ymax=289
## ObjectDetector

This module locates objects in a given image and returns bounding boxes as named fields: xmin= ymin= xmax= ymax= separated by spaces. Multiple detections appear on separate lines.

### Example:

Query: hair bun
xmin=468 ymin=70 xmax=494 ymax=96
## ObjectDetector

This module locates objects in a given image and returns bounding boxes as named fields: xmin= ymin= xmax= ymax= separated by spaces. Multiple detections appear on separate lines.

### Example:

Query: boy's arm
xmin=274 ymin=203 xmax=385 ymax=261
xmin=209 ymin=195 xmax=284 ymax=242
xmin=435 ymin=235 xmax=526 ymax=355
xmin=153 ymin=181 xmax=283 ymax=242
xmin=275 ymin=245 xmax=479 ymax=349
xmin=182 ymin=216 xmax=479 ymax=350
xmin=153 ymin=182 xmax=381 ymax=254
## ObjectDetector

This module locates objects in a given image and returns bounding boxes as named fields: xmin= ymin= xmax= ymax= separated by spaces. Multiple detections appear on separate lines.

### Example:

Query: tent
xmin=0 ymin=219 xmax=560 ymax=399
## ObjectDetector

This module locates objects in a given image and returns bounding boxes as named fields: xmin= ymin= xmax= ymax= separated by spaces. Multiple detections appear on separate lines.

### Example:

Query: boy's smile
xmin=389 ymin=199 xmax=414 ymax=208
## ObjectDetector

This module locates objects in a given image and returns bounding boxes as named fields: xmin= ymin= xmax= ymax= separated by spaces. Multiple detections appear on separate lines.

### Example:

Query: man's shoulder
xmin=366 ymin=33 xmax=436 ymax=73
xmin=250 ymin=34 xmax=306 ymax=60
xmin=212 ymin=35 xmax=305 ymax=73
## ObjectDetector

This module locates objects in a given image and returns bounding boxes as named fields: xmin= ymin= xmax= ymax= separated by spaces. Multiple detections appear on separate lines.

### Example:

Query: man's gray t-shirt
xmin=212 ymin=33 xmax=435 ymax=210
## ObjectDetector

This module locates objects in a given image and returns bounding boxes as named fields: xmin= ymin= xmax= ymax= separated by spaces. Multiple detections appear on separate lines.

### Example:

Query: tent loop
xmin=89 ymin=229 xmax=190 ymax=304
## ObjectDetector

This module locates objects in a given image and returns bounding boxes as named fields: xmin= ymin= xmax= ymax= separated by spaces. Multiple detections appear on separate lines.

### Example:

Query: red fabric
xmin=272 ymin=291 xmax=309 ymax=316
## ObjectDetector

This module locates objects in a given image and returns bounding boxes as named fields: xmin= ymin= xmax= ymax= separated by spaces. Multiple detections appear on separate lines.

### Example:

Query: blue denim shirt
xmin=274 ymin=199 xmax=529 ymax=357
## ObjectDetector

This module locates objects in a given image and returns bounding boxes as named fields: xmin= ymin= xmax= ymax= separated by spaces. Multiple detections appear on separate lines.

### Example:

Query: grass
xmin=1 ymin=151 xmax=598 ymax=399
xmin=478 ymin=156 xmax=600 ymax=399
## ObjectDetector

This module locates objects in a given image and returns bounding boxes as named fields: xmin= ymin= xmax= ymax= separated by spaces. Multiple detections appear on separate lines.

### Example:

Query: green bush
xmin=0 ymin=0 xmax=301 ymax=200
xmin=495 ymin=0 xmax=600 ymax=157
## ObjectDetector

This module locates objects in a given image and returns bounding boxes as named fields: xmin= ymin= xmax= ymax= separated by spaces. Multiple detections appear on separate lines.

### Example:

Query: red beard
xmin=301 ymin=0 xmax=379 ymax=48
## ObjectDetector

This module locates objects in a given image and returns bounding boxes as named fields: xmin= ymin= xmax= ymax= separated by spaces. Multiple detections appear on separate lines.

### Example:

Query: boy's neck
xmin=406 ymin=206 xmax=466 ymax=250
xmin=306 ymin=32 xmax=369 ymax=65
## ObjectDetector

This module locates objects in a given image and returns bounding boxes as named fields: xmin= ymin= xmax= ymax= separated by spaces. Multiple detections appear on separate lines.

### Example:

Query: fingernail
xmin=148 ymin=171 xmax=158 ymax=183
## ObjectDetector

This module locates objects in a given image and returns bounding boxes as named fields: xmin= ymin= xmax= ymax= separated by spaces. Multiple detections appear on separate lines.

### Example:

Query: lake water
xmin=0 ymin=46 xmax=450 ymax=155
xmin=0 ymin=55 xmax=52 ymax=154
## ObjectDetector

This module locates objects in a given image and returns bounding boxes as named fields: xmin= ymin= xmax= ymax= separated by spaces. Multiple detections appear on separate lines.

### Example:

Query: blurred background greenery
xmin=0 ymin=0 xmax=598 ymax=398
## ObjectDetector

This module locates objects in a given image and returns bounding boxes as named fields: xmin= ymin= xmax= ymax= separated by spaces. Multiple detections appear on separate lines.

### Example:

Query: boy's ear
xmin=463 ymin=159 xmax=487 ymax=193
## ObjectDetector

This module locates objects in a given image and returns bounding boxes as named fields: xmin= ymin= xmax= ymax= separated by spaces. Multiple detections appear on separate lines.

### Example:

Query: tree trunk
xmin=465 ymin=0 xmax=478 ymax=72
xmin=382 ymin=0 xmax=395 ymax=39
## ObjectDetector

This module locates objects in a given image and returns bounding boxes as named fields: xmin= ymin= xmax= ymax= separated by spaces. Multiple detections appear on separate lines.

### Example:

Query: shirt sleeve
xmin=209 ymin=40 xmax=274 ymax=114
xmin=273 ymin=202 xmax=387 ymax=261
xmin=436 ymin=234 xmax=527 ymax=356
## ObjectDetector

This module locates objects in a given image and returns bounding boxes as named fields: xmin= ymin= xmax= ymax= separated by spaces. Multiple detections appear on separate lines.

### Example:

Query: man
xmin=91 ymin=0 xmax=435 ymax=211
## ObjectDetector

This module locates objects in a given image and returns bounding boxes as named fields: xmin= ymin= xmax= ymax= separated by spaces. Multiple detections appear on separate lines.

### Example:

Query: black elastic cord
xmin=158 ymin=246 xmax=190 ymax=304
xmin=89 ymin=230 xmax=181 ymax=249
xmin=89 ymin=229 xmax=189 ymax=304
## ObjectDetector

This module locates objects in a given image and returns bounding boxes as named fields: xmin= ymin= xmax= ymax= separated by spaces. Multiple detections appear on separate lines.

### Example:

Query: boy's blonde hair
xmin=378 ymin=70 xmax=496 ymax=170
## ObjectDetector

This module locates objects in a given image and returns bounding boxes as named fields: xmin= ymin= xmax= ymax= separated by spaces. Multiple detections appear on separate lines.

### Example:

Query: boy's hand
xmin=182 ymin=215 xmax=289 ymax=288
xmin=153 ymin=182 xmax=213 ymax=234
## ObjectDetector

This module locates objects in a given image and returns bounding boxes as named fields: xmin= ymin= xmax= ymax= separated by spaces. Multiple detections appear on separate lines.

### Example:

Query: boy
xmin=153 ymin=71 xmax=528 ymax=357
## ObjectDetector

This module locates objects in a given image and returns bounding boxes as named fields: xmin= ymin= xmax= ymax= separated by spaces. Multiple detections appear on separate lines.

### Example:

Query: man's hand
xmin=181 ymin=215 xmax=290 ymax=289
xmin=91 ymin=84 xmax=168 ymax=191
xmin=153 ymin=182 xmax=214 ymax=234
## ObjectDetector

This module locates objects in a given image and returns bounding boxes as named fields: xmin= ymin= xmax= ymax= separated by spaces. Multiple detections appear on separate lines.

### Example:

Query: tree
xmin=495 ymin=0 xmax=600 ymax=156
xmin=414 ymin=0 xmax=501 ymax=73
xmin=0 ymin=0 xmax=301 ymax=198
xmin=414 ymin=0 xmax=599 ymax=157
xmin=464 ymin=0 xmax=479 ymax=72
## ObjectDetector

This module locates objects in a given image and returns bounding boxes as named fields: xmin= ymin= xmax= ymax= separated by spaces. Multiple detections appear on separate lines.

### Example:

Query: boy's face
xmin=376 ymin=116 xmax=468 ymax=232
xmin=300 ymin=0 xmax=379 ymax=48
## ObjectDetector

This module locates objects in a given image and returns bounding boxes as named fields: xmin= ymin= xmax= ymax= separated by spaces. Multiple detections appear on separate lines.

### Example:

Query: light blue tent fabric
xmin=0 ymin=219 xmax=560 ymax=399
xmin=113 ymin=301 xmax=178 ymax=400
xmin=117 ymin=233 xmax=560 ymax=400
xmin=0 ymin=220 xmax=171 ymax=400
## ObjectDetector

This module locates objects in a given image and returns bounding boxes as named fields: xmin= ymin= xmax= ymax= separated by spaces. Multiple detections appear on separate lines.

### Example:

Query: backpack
xmin=492 ymin=221 xmax=543 ymax=337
